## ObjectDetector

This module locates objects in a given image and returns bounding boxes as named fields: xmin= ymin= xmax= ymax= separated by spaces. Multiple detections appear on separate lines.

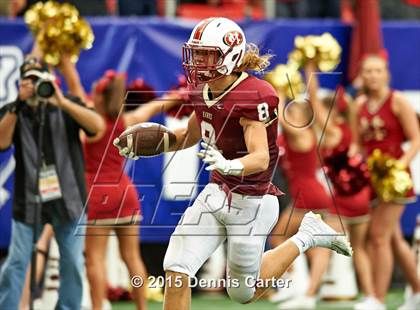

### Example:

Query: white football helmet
xmin=182 ymin=17 xmax=247 ymax=85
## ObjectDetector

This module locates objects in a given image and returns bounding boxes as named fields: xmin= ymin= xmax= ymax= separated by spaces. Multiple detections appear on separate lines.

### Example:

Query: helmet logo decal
xmin=223 ymin=31 xmax=243 ymax=47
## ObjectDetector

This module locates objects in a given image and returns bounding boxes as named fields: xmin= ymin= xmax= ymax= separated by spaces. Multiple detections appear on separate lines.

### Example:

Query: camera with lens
xmin=35 ymin=77 xmax=55 ymax=98
xmin=23 ymin=70 xmax=56 ymax=99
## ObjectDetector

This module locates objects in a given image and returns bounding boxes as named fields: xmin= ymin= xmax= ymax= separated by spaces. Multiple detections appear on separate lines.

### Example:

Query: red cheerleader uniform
xmin=84 ymin=116 xmax=141 ymax=225
xmin=323 ymin=123 xmax=371 ymax=223
xmin=358 ymin=90 xmax=416 ymax=204
xmin=279 ymin=133 xmax=333 ymax=211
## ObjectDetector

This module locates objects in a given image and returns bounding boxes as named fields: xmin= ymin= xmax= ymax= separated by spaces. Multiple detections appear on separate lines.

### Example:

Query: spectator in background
xmin=306 ymin=0 xmax=340 ymax=18
xmin=380 ymin=0 xmax=420 ymax=19
xmin=276 ymin=0 xmax=341 ymax=19
xmin=9 ymin=0 xmax=109 ymax=17
xmin=118 ymin=0 xmax=156 ymax=16
xmin=276 ymin=0 xmax=308 ymax=18
xmin=0 ymin=54 xmax=104 ymax=309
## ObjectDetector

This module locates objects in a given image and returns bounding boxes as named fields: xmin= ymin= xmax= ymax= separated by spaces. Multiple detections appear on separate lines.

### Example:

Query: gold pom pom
xmin=24 ymin=1 xmax=94 ymax=65
xmin=367 ymin=149 xmax=413 ymax=202
xmin=264 ymin=64 xmax=305 ymax=99
xmin=287 ymin=32 xmax=342 ymax=72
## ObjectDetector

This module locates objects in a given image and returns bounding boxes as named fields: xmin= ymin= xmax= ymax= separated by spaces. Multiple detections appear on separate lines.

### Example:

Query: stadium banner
xmin=0 ymin=17 xmax=419 ymax=245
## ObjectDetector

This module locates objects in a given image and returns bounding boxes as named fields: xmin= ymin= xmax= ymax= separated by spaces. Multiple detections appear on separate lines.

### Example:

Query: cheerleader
xmin=351 ymin=54 xmax=420 ymax=310
xmin=303 ymin=60 xmax=376 ymax=309
xmin=270 ymin=80 xmax=335 ymax=310
xmin=60 ymin=58 xmax=181 ymax=309
xmin=85 ymin=72 xmax=182 ymax=309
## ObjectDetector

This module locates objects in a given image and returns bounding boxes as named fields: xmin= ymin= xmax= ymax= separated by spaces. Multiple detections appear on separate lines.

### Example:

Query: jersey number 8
xmin=257 ymin=102 xmax=269 ymax=122
xmin=201 ymin=121 xmax=216 ymax=145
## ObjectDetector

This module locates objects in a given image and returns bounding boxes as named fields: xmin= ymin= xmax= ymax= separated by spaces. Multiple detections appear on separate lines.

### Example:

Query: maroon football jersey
xmin=190 ymin=73 xmax=282 ymax=196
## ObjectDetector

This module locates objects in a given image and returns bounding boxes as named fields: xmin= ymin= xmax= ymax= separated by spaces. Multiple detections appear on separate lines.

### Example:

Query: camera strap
xmin=36 ymin=105 xmax=63 ymax=203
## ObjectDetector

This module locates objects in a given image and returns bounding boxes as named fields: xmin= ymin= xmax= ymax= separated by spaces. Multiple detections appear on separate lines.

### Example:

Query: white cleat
xmin=299 ymin=212 xmax=353 ymax=257
xmin=397 ymin=293 xmax=420 ymax=310
xmin=354 ymin=296 xmax=386 ymax=310
xmin=278 ymin=295 xmax=316 ymax=310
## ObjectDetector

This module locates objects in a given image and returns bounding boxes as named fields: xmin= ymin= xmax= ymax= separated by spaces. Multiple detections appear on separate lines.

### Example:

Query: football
xmin=116 ymin=122 xmax=177 ymax=157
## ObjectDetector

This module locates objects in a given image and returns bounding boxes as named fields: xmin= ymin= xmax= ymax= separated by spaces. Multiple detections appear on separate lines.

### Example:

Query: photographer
xmin=0 ymin=55 xmax=104 ymax=309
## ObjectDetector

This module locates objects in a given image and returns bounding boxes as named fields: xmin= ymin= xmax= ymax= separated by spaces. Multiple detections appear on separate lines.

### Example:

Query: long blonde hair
xmin=235 ymin=43 xmax=273 ymax=73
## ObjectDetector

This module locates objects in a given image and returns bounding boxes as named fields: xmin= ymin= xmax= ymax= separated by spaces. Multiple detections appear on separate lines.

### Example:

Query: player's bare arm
xmin=237 ymin=117 xmax=270 ymax=174
xmin=196 ymin=117 xmax=270 ymax=177
xmin=167 ymin=111 xmax=202 ymax=152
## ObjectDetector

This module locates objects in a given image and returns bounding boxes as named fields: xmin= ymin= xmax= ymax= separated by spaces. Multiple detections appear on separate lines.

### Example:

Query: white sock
xmin=290 ymin=231 xmax=314 ymax=254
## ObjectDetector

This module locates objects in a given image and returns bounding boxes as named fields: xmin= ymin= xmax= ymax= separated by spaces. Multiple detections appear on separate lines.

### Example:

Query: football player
xmin=114 ymin=17 xmax=352 ymax=310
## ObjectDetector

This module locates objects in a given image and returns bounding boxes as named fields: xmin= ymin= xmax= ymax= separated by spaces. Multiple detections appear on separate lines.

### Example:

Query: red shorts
xmin=289 ymin=179 xmax=333 ymax=211
xmin=86 ymin=173 xmax=141 ymax=225
xmin=329 ymin=186 xmax=371 ymax=223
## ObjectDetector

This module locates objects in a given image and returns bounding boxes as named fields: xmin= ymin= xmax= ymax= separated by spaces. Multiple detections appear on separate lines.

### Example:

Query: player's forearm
xmin=237 ymin=117 xmax=270 ymax=175
xmin=167 ymin=112 xmax=201 ymax=152
xmin=0 ymin=112 xmax=17 ymax=150
xmin=237 ymin=151 xmax=270 ymax=176
xmin=168 ymin=127 xmax=199 ymax=152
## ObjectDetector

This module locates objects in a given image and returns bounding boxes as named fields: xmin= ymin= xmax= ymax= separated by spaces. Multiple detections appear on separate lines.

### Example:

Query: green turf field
xmin=112 ymin=289 xmax=405 ymax=310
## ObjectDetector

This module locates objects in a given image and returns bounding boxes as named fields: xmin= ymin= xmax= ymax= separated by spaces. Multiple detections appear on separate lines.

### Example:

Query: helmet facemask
xmin=182 ymin=43 xmax=236 ymax=85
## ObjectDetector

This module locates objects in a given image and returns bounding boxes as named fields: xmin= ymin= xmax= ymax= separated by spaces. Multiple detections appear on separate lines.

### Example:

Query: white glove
xmin=113 ymin=136 xmax=139 ymax=160
xmin=197 ymin=142 xmax=244 ymax=176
